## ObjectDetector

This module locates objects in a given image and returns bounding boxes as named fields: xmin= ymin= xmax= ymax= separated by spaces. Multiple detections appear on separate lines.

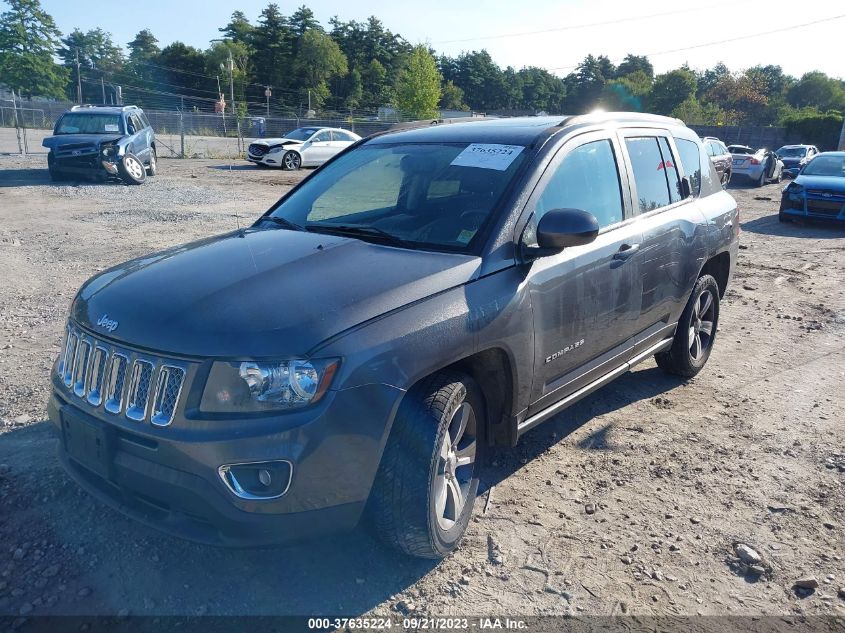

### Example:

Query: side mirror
xmin=127 ymin=125 xmax=136 ymax=135
xmin=535 ymin=208 xmax=600 ymax=252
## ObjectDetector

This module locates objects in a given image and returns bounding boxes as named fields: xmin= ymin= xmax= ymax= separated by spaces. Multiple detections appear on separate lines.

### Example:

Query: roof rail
xmin=70 ymin=104 xmax=138 ymax=111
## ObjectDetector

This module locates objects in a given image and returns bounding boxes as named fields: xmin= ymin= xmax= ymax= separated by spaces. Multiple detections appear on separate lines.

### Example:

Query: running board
xmin=516 ymin=337 xmax=673 ymax=437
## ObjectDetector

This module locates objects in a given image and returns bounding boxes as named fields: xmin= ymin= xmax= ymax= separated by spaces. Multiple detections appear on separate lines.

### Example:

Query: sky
xmin=34 ymin=0 xmax=845 ymax=79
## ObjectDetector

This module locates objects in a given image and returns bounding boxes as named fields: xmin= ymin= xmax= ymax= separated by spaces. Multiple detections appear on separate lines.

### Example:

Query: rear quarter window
xmin=675 ymin=138 xmax=702 ymax=197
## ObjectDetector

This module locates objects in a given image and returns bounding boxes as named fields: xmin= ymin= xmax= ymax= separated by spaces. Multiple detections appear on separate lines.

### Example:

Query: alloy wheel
xmin=433 ymin=401 xmax=477 ymax=531
xmin=284 ymin=152 xmax=301 ymax=170
xmin=125 ymin=156 xmax=144 ymax=180
xmin=688 ymin=289 xmax=715 ymax=361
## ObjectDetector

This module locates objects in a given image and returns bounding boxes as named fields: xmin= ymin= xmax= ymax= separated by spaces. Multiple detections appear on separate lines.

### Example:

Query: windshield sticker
xmin=104 ymin=124 xmax=119 ymax=132
xmin=450 ymin=144 xmax=524 ymax=171
xmin=456 ymin=229 xmax=476 ymax=244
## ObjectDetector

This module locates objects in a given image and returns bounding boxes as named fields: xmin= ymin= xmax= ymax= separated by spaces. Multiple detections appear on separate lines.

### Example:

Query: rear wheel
xmin=370 ymin=371 xmax=484 ymax=559
xmin=146 ymin=147 xmax=157 ymax=176
xmin=656 ymin=275 xmax=720 ymax=378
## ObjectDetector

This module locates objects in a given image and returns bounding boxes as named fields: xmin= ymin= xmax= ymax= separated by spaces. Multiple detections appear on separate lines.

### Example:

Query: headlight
xmin=201 ymin=358 xmax=339 ymax=413
xmin=785 ymin=182 xmax=803 ymax=195
xmin=100 ymin=145 xmax=117 ymax=157
xmin=267 ymin=147 xmax=283 ymax=154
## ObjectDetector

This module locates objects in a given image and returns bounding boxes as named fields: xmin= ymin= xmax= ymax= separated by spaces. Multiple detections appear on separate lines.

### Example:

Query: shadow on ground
xmin=0 ymin=365 xmax=680 ymax=617
xmin=741 ymin=213 xmax=845 ymax=238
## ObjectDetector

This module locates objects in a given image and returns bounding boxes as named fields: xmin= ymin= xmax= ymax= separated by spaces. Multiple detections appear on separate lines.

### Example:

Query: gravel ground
xmin=0 ymin=154 xmax=844 ymax=626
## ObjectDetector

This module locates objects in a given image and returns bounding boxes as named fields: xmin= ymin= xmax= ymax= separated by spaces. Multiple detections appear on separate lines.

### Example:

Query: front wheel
xmin=655 ymin=275 xmax=720 ymax=378
xmin=118 ymin=152 xmax=146 ymax=185
xmin=370 ymin=371 xmax=484 ymax=559
xmin=281 ymin=150 xmax=301 ymax=171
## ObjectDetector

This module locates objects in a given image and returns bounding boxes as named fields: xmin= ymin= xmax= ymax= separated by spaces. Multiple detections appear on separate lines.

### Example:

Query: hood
xmin=250 ymin=137 xmax=303 ymax=148
xmin=780 ymin=157 xmax=804 ymax=167
xmin=72 ymin=227 xmax=481 ymax=358
xmin=793 ymin=174 xmax=845 ymax=192
xmin=42 ymin=134 xmax=123 ymax=150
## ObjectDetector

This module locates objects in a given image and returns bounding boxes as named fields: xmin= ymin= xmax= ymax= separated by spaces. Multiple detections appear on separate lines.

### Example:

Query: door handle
xmin=613 ymin=243 xmax=640 ymax=261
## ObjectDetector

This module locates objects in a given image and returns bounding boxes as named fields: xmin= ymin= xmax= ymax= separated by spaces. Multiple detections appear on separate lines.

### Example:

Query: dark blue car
xmin=779 ymin=152 xmax=845 ymax=223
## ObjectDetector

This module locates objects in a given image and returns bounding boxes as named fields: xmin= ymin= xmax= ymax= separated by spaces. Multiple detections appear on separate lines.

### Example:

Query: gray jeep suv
xmin=48 ymin=113 xmax=738 ymax=558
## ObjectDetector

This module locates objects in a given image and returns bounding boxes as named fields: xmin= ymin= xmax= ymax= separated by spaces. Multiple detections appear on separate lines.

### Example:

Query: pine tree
xmin=0 ymin=0 xmax=67 ymax=98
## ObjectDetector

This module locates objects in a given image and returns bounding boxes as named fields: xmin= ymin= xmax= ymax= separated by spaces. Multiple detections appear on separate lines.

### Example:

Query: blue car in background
xmin=779 ymin=152 xmax=845 ymax=223
xmin=774 ymin=144 xmax=820 ymax=177
xmin=42 ymin=105 xmax=157 ymax=185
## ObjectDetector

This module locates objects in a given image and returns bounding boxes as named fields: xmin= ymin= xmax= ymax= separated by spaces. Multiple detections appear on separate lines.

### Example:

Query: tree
xmin=440 ymin=79 xmax=467 ymax=111
xmin=127 ymin=29 xmax=159 ymax=65
xmin=250 ymin=3 xmax=294 ymax=91
xmin=705 ymin=75 xmax=768 ymax=124
xmin=394 ymin=44 xmax=441 ymax=119
xmin=220 ymin=10 xmax=253 ymax=45
xmin=59 ymin=28 xmax=123 ymax=74
xmin=787 ymin=72 xmax=845 ymax=113
xmin=294 ymin=29 xmax=347 ymax=110
xmin=0 ymin=0 xmax=67 ymax=98
xmin=697 ymin=62 xmax=730 ymax=97
xmin=616 ymin=54 xmax=653 ymax=80
xmin=599 ymin=70 xmax=652 ymax=111
xmin=207 ymin=40 xmax=251 ymax=102
xmin=564 ymin=54 xmax=616 ymax=113
xmin=649 ymin=68 xmax=697 ymax=115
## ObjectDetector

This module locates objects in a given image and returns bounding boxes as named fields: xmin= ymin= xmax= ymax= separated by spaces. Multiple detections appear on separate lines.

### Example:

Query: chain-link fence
xmin=0 ymin=98 xmax=397 ymax=157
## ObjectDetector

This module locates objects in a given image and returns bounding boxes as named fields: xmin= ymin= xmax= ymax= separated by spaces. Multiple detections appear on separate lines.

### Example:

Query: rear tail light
xmin=750 ymin=158 xmax=760 ymax=165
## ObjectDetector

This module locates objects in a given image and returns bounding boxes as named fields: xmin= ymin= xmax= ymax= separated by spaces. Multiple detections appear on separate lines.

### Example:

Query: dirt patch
xmin=0 ymin=156 xmax=843 ymax=620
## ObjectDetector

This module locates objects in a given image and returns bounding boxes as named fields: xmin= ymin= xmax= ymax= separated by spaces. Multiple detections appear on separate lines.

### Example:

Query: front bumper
xmin=780 ymin=196 xmax=845 ymax=222
xmin=246 ymin=151 xmax=284 ymax=167
xmin=48 ymin=378 xmax=405 ymax=546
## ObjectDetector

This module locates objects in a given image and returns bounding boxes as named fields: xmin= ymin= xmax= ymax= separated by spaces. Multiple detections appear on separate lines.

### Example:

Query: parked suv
xmin=42 ymin=105 xmax=157 ymax=185
xmin=49 ymin=113 xmax=738 ymax=558
xmin=702 ymin=137 xmax=732 ymax=187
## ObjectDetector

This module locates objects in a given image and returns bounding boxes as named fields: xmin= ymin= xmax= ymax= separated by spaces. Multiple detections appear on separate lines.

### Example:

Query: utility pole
xmin=265 ymin=86 xmax=271 ymax=117
xmin=75 ymin=49 xmax=82 ymax=103
xmin=101 ymin=76 xmax=106 ymax=104
xmin=228 ymin=51 xmax=241 ymax=153
xmin=11 ymin=89 xmax=24 ymax=155
xmin=307 ymin=89 xmax=311 ymax=115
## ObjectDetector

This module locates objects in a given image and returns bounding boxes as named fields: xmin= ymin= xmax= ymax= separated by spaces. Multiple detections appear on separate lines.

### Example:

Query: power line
xmin=431 ymin=1 xmax=747 ymax=45
xmin=545 ymin=13 xmax=845 ymax=72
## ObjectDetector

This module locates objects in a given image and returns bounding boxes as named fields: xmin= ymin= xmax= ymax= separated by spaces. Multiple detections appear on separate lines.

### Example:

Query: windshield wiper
xmin=306 ymin=223 xmax=407 ymax=246
xmin=258 ymin=215 xmax=305 ymax=231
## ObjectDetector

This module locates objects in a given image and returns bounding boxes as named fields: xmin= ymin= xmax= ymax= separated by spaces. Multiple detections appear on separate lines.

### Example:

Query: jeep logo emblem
xmin=96 ymin=314 xmax=119 ymax=332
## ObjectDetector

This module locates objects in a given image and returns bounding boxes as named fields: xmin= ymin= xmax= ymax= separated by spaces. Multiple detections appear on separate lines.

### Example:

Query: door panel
xmin=521 ymin=133 xmax=642 ymax=413
xmin=526 ymin=223 xmax=643 ymax=414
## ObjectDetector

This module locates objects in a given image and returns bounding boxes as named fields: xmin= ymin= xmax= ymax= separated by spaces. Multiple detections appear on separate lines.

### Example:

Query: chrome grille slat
xmin=58 ymin=323 xmax=186 ymax=426
xmin=86 ymin=346 xmax=109 ymax=406
xmin=151 ymin=366 xmax=185 ymax=426
xmin=72 ymin=339 xmax=91 ymax=397
xmin=104 ymin=353 xmax=128 ymax=414
xmin=126 ymin=360 xmax=154 ymax=421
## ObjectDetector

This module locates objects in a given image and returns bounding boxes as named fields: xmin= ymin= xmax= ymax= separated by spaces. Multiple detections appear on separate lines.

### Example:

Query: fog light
xmin=218 ymin=460 xmax=292 ymax=500
xmin=101 ymin=160 xmax=118 ymax=174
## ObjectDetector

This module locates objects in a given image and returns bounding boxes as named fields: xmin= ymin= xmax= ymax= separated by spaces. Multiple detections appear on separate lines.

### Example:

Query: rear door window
xmin=625 ymin=137 xmax=672 ymax=213
xmin=674 ymin=138 xmax=702 ymax=197
xmin=658 ymin=137 xmax=683 ymax=203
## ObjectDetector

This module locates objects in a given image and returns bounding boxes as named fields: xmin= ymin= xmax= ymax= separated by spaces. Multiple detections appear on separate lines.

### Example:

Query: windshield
xmin=802 ymin=155 xmax=845 ymax=177
xmin=266 ymin=142 xmax=527 ymax=251
xmin=776 ymin=146 xmax=807 ymax=158
xmin=55 ymin=113 xmax=122 ymax=135
xmin=284 ymin=127 xmax=320 ymax=141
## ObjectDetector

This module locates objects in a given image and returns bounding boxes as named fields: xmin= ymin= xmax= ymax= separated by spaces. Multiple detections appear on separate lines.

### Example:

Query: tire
xmin=655 ymin=274 xmax=720 ymax=378
xmin=723 ymin=170 xmax=731 ymax=187
xmin=48 ymin=165 xmax=67 ymax=182
xmin=118 ymin=152 xmax=146 ymax=185
xmin=281 ymin=150 xmax=301 ymax=171
xmin=146 ymin=147 xmax=157 ymax=176
xmin=370 ymin=371 xmax=485 ymax=559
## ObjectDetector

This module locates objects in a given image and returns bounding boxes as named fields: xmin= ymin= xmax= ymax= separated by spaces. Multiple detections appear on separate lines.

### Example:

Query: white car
xmin=246 ymin=127 xmax=361 ymax=170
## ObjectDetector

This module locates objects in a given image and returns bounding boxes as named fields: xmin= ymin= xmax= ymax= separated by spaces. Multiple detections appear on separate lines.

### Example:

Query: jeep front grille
xmin=57 ymin=323 xmax=186 ymax=426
